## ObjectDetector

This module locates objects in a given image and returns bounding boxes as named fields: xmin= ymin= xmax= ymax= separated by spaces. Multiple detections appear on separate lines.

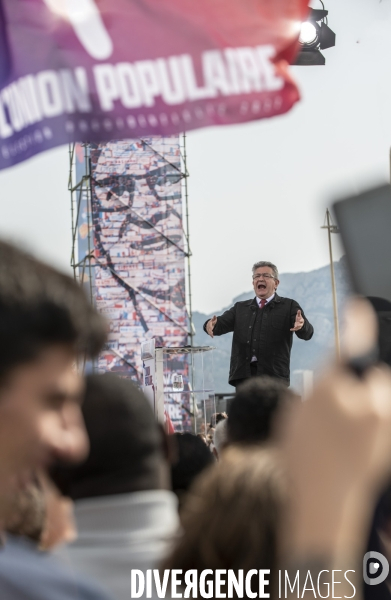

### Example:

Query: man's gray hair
xmin=252 ymin=261 xmax=279 ymax=279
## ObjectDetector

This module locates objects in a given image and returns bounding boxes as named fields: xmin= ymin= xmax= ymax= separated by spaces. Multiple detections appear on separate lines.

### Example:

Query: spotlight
xmin=293 ymin=6 xmax=336 ymax=66
xmin=299 ymin=22 xmax=317 ymax=45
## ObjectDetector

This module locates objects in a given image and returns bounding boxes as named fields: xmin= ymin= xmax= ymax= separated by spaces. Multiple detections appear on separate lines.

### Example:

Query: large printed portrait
xmin=89 ymin=137 xmax=188 ymax=384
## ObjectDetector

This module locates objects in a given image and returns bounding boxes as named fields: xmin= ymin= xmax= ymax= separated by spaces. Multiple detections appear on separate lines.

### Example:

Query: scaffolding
xmin=68 ymin=135 xmax=195 ymax=376
xmin=69 ymin=143 xmax=94 ymax=295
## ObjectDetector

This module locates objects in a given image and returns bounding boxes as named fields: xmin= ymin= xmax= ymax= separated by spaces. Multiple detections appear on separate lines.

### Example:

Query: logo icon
xmin=363 ymin=551 xmax=389 ymax=586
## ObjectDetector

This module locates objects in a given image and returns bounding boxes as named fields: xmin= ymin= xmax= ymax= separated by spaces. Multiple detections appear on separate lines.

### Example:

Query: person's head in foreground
xmin=50 ymin=372 xmax=173 ymax=499
xmin=0 ymin=240 xmax=107 ymax=524
xmin=49 ymin=373 xmax=180 ymax=600
xmin=171 ymin=432 xmax=214 ymax=510
xmin=228 ymin=376 xmax=296 ymax=446
xmin=162 ymin=447 xmax=285 ymax=594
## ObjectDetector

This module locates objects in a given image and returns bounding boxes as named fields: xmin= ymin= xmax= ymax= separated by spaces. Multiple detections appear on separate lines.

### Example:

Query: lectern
xmin=141 ymin=339 xmax=215 ymax=434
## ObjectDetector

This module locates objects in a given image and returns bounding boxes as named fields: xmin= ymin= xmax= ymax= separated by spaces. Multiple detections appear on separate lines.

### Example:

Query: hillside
xmin=193 ymin=258 xmax=351 ymax=392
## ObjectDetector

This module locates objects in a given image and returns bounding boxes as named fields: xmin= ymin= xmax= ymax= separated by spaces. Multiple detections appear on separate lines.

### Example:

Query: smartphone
xmin=333 ymin=183 xmax=391 ymax=366
xmin=333 ymin=183 xmax=391 ymax=304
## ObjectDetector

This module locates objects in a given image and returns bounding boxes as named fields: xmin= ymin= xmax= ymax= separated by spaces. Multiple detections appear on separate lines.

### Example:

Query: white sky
xmin=0 ymin=0 xmax=390 ymax=313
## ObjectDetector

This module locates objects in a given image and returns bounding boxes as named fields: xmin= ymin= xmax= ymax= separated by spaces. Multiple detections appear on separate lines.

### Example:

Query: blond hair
xmin=162 ymin=447 xmax=285 ymax=583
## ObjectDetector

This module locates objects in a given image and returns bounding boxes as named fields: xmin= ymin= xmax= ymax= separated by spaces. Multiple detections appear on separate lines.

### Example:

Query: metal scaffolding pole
xmin=321 ymin=209 xmax=340 ymax=359
xmin=181 ymin=133 xmax=196 ymax=431
xmin=68 ymin=142 xmax=96 ymax=372
xmin=182 ymin=132 xmax=195 ymax=348
xmin=69 ymin=143 xmax=94 ymax=290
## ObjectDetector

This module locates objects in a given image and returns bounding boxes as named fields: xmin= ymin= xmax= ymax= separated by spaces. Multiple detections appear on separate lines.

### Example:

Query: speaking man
xmin=203 ymin=261 xmax=314 ymax=388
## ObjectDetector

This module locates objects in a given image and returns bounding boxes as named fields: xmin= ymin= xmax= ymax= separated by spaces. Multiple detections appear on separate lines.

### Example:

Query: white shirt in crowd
xmin=58 ymin=490 xmax=179 ymax=600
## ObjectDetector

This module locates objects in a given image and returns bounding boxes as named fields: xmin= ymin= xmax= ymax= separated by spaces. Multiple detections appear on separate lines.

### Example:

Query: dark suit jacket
xmin=203 ymin=293 xmax=314 ymax=386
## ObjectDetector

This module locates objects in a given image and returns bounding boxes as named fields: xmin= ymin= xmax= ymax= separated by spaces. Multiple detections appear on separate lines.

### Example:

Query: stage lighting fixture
xmin=294 ymin=6 xmax=335 ymax=66
xmin=300 ymin=22 xmax=317 ymax=45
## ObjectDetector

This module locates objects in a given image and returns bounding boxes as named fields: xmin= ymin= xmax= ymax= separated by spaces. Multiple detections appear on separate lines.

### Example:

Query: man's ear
xmin=157 ymin=423 xmax=178 ymax=466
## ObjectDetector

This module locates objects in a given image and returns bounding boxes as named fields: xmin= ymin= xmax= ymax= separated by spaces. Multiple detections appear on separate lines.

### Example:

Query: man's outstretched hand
xmin=206 ymin=315 xmax=217 ymax=337
xmin=290 ymin=309 xmax=304 ymax=332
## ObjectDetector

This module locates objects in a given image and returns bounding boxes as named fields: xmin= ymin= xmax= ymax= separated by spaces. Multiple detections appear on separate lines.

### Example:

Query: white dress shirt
xmin=256 ymin=293 xmax=275 ymax=307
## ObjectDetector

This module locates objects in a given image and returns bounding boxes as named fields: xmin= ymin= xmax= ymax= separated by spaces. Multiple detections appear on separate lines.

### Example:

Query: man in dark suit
xmin=203 ymin=261 xmax=314 ymax=388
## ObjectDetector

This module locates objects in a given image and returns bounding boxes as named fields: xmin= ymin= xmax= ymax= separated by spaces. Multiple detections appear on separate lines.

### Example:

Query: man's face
xmin=0 ymin=345 xmax=88 ymax=521
xmin=252 ymin=266 xmax=279 ymax=299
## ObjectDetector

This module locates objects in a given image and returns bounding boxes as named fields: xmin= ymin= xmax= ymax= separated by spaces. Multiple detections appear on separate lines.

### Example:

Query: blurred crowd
xmin=1 ymin=239 xmax=391 ymax=600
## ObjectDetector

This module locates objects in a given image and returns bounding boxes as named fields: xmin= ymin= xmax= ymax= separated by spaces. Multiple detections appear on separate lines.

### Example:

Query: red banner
xmin=0 ymin=0 xmax=308 ymax=169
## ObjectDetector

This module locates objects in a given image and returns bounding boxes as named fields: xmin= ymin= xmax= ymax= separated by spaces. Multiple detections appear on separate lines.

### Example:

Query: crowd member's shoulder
xmin=0 ymin=534 xmax=113 ymax=600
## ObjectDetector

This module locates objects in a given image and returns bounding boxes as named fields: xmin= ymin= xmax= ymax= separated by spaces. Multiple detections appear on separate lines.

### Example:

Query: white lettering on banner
xmin=17 ymin=76 xmax=43 ymax=123
xmin=168 ymin=403 xmax=182 ymax=421
xmin=93 ymin=46 xmax=282 ymax=110
xmin=0 ymin=46 xmax=283 ymax=138
xmin=1 ymin=78 xmax=43 ymax=133
xmin=180 ymin=54 xmax=214 ymax=101
xmin=0 ymin=68 xmax=89 ymax=128
xmin=116 ymin=63 xmax=143 ymax=108
xmin=36 ymin=70 xmax=63 ymax=117
xmin=156 ymin=57 xmax=186 ymax=105
xmin=203 ymin=50 xmax=232 ymax=96
xmin=256 ymin=46 xmax=283 ymax=91
xmin=0 ymin=97 xmax=13 ymax=137
xmin=1 ymin=87 xmax=23 ymax=132
xmin=135 ymin=60 xmax=161 ymax=107
xmin=60 ymin=68 xmax=92 ymax=112
xmin=224 ymin=48 xmax=242 ymax=94
xmin=6 ymin=85 xmax=32 ymax=131
xmin=93 ymin=64 xmax=118 ymax=110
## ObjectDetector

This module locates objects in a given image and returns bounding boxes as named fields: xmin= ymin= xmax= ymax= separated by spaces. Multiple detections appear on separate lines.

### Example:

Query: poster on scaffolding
xmin=89 ymin=136 xmax=188 ymax=394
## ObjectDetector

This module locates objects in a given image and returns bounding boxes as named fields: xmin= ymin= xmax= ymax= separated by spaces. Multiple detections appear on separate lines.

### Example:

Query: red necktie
xmin=259 ymin=299 xmax=267 ymax=309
